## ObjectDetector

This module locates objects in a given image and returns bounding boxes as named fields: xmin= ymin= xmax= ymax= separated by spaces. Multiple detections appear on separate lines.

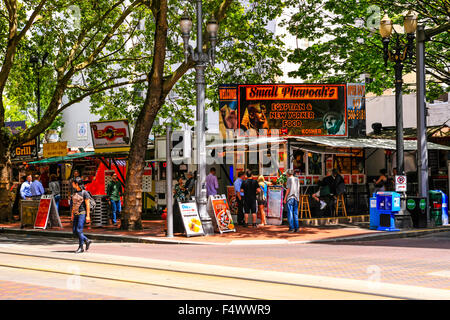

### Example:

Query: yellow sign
xmin=43 ymin=141 xmax=68 ymax=158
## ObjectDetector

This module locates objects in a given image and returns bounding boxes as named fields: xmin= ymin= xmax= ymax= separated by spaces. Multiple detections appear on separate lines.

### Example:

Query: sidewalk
xmin=1 ymin=215 xmax=449 ymax=245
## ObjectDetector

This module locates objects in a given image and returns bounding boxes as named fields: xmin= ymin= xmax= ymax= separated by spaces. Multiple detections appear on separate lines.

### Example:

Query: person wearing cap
xmin=107 ymin=173 xmax=123 ymax=225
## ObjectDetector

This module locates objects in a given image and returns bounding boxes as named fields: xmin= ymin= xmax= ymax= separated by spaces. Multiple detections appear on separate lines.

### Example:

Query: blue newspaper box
xmin=369 ymin=194 xmax=379 ymax=230
xmin=376 ymin=191 xmax=401 ymax=232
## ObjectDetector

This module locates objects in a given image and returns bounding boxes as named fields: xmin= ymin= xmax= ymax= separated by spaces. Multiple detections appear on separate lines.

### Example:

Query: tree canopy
xmin=282 ymin=0 xmax=449 ymax=100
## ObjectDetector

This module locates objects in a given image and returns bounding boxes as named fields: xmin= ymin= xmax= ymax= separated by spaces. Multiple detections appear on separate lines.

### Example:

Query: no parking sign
xmin=395 ymin=175 xmax=407 ymax=192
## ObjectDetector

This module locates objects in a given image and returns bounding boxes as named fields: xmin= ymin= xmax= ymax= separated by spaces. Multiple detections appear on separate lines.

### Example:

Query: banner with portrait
xmin=219 ymin=84 xmax=348 ymax=138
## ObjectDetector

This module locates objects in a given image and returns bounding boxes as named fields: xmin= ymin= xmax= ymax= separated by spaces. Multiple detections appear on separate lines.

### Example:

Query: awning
xmin=289 ymin=136 xmax=450 ymax=151
xmin=206 ymin=136 xmax=286 ymax=149
xmin=29 ymin=152 xmax=96 ymax=164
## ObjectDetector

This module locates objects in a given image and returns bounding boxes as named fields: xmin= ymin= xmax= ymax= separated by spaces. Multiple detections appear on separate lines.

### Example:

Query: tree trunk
xmin=0 ymin=137 xmax=13 ymax=223
xmin=121 ymin=0 xmax=168 ymax=231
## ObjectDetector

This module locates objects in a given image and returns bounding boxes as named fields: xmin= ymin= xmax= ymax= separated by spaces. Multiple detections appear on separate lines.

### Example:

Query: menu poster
xmin=267 ymin=186 xmax=283 ymax=225
xmin=178 ymin=201 xmax=205 ymax=237
xmin=207 ymin=195 xmax=236 ymax=234
xmin=34 ymin=195 xmax=62 ymax=229
xmin=226 ymin=186 xmax=237 ymax=216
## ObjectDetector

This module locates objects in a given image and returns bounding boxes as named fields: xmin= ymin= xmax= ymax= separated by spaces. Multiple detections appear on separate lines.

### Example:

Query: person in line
xmin=283 ymin=170 xmax=300 ymax=232
xmin=257 ymin=175 xmax=268 ymax=227
xmin=373 ymin=169 xmax=388 ymax=193
xmin=205 ymin=167 xmax=219 ymax=197
xmin=49 ymin=174 xmax=61 ymax=214
xmin=12 ymin=176 xmax=27 ymax=216
xmin=174 ymin=177 xmax=186 ymax=203
xmin=240 ymin=170 xmax=261 ymax=227
xmin=20 ymin=175 xmax=32 ymax=200
xmin=71 ymin=177 xmax=92 ymax=253
xmin=107 ymin=173 xmax=123 ymax=225
xmin=184 ymin=172 xmax=196 ymax=199
xmin=234 ymin=171 xmax=246 ymax=226
xmin=30 ymin=174 xmax=45 ymax=199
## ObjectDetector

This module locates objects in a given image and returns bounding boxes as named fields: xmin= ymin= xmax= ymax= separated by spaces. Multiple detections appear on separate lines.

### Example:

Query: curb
xmin=1 ymin=225 xmax=450 ymax=245
xmin=308 ymin=225 xmax=450 ymax=243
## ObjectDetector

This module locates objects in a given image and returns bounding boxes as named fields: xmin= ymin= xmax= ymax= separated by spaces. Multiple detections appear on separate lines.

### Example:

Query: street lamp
xmin=180 ymin=1 xmax=218 ymax=235
xmin=380 ymin=11 xmax=417 ymax=228
xmin=379 ymin=11 xmax=417 ymax=176
xmin=29 ymin=51 xmax=48 ymax=153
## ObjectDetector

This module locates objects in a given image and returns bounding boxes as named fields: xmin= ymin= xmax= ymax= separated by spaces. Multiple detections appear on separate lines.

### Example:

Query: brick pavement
xmin=0 ymin=280 xmax=122 ymax=300
xmin=1 ymin=215 xmax=382 ymax=243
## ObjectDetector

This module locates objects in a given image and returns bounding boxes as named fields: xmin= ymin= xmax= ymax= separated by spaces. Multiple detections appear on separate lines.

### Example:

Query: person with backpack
xmin=240 ymin=170 xmax=261 ymax=227
xmin=257 ymin=175 xmax=268 ymax=226
xmin=71 ymin=177 xmax=92 ymax=253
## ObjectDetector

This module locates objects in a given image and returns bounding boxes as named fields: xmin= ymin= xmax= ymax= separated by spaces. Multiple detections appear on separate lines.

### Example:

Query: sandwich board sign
xmin=34 ymin=195 xmax=62 ymax=229
xmin=207 ymin=195 xmax=236 ymax=234
xmin=177 ymin=201 xmax=204 ymax=237
xmin=267 ymin=186 xmax=283 ymax=225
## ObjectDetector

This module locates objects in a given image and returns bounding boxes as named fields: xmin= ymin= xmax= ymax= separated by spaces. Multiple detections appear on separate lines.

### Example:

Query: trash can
xmin=369 ymin=194 xmax=379 ymax=230
xmin=376 ymin=191 xmax=401 ymax=231
xmin=406 ymin=197 xmax=427 ymax=228
xmin=429 ymin=190 xmax=443 ymax=226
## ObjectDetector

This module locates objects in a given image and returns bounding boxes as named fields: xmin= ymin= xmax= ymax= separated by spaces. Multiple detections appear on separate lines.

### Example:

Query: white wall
xmin=60 ymin=97 xmax=100 ymax=150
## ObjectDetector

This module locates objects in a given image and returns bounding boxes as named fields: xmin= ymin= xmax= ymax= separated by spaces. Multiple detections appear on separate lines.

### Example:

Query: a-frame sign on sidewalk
xmin=34 ymin=195 xmax=62 ymax=229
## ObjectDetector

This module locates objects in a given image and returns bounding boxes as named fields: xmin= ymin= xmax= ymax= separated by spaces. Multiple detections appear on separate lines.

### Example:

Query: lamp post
xmin=380 ymin=11 xmax=417 ymax=226
xmin=30 ymin=52 xmax=48 ymax=153
xmin=180 ymin=1 xmax=218 ymax=235
xmin=379 ymin=11 xmax=417 ymax=176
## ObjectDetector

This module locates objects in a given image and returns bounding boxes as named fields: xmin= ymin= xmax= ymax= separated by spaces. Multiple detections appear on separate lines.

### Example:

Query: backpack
xmin=84 ymin=190 xmax=97 ymax=214
xmin=257 ymin=182 xmax=267 ymax=202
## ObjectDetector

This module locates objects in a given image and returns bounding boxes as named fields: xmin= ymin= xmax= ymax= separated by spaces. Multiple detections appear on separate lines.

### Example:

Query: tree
xmin=282 ymin=0 xmax=449 ymax=100
xmin=0 ymin=0 xmax=148 ymax=221
xmin=85 ymin=0 xmax=287 ymax=230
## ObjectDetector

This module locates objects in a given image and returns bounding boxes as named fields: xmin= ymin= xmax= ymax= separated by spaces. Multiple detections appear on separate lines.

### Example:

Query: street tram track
xmin=0 ymin=249 xmax=401 ymax=299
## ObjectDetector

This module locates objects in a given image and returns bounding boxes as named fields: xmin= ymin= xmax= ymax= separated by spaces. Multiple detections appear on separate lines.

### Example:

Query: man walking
xmin=283 ymin=169 xmax=300 ymax=232
xmin=20 ymin=174 xmax=33 ymax=200
xmin=30 ymin=174 xmax=45 ymax=199
xmin=206 ymin=167 xmax=219 ymax=197
xmin=234 ymin=171 xmax=246 ymax=225
xmin=107 ymin=173 xmax=123 ymax=225
xmin=240 ymin=170 xmax=261 ymax=227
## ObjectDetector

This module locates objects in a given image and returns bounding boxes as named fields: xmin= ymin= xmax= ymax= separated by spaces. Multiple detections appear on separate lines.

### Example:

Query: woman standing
xmin=174 ymin=177 xmax=186 ymax=203
xmin=373 ymin=169 xmax=388 ymax=194
xmin=71 ymin=177 xmax=92 ymax=253
xmin=257 ymin=175 xmax=268 ymax=226
xmin=49 ymin=174 xmax=61 ymax=214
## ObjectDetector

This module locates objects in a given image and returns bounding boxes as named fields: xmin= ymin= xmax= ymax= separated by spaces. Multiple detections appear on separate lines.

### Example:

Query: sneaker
xmin=288 ymin=229 xmax=294 ymax=233
xmin=252 ymin=223 xmax=257 ymax=227
xmin=320 ymin=201 xmax=327 ymax=210
xmin=294 ymin=229 xmax=300 ymax=233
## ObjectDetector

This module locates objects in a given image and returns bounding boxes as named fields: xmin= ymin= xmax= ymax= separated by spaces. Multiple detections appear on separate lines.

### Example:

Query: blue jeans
xmin=73 ymin=213 xmax=89 ymax=247
xmin=54 ymin=195 xmax=61 ymax=213
xmin=111 ymin=200 xmax=121 ymax=224
xmin=287 ymin=198 xmax=299 ymax=230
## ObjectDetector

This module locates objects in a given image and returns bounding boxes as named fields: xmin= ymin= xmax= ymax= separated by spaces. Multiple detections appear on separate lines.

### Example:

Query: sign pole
xmin=166 ymin=125 xmax=173 ymax=238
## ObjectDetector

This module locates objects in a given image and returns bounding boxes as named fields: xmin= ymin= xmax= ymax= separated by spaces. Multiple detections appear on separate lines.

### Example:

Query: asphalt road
xmin=0 ymin=232 xmax=449 ymax=300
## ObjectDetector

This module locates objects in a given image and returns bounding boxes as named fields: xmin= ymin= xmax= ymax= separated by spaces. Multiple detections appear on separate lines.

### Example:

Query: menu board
xmin=226 ymin=186 xmax=237 ymax=216
xmin=178 ymin=201 xmax=205 ymax=237
xmin=207 ymin=195 xmax=236 ymax=234
xmin=267 ymin=186 xmax=283 ymax=225
xmin=34 ymin=195 xmax=62 ymax=229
